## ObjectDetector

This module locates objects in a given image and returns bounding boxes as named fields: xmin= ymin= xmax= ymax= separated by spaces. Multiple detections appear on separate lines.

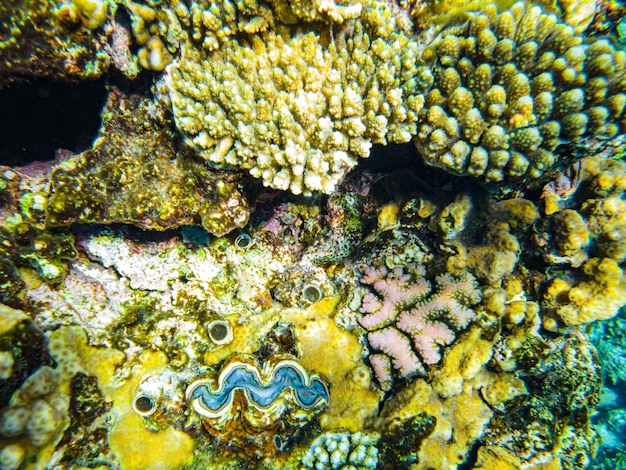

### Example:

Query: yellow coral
xmin=378 ymin=201 xmax=401 ymax=231
xmin=551 ymin=209 xmax=590 ymax=267
xmin=584 ymin=195 xmax=626 ymax=262
xmin=108 ymin=350 xmax=195 ymax=470
xmin=0 ymin=304 xmax=28 ymax=335
xmin=374 ymin=326 xmax=525 ymax=470
xmin=434 ymin=193 xmax=472 ymax=240
xmin=543 ymin=258 xmax=626 ymax=327
xmin=465 ymin=223 xmax=520 ymax=285
xmin=473 ymin=445 xmax=524 ymax=469
xmin=270 ymin=0 xmax=363 ymax=23
xmin=282 ymin=297 xmax=381 ymax=431
xmin=558 ymin=0 xmax=597 ymax=33
xmin=414 ymin=2 xmax=626 ymax=183
xmin=203 ymin=310 xmax=279 ymax=365
xmin=137 ymin=37 xmax=172 ymax=71
xmin=499 ymin=198 xmax=539 ymax=229
xmin=165 ymin=0 xmax=424 ymax=195
xmin=0 ymin=326 xmax=126 ymax=468
xmin=71 ymin=0 xmax=109 ymax=30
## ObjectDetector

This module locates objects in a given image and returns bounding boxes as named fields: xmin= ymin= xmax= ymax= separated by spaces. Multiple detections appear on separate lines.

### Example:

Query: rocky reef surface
xmin=0 ymin=0 xmax=625 ymax=469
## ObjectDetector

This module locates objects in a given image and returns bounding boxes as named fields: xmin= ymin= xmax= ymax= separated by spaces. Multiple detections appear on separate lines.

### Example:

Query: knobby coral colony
xmin=162 ymin=0 xmax=626 ymax=194
xmin=1 ymin=0 xmax=626 ymax=469
xmin=415 ymin=3 xmax=626 ymax=182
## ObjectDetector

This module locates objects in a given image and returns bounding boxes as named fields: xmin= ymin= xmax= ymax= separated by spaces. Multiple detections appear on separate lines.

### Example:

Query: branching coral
xmin=414 ymin=2 xmax=626 ymax=182
xmin=165 ymin=0 xmax=425 ymax=195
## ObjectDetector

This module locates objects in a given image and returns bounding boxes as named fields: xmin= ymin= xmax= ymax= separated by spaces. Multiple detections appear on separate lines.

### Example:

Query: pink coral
xmin=396 ymin=274 xmax=478 ymax=364
xmin=357 ymin=264 xmax=480 ymax=387
xmin=367 ymin=353 xmax=394 ymax=391
xmin=368 ymin=328 xmax=426 ymax=378
xmin=359 ymin=264 xmax=430 ymax=330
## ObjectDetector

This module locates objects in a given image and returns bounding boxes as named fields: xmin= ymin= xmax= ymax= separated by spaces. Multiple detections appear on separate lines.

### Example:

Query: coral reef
xmin=0 ymin=323 xmax=126 ymax=468
xmin=0 ymin=305 xmax=53 ymax=407
xmin=1 ymin=0 xmax=625 ymax=468
xmin=371 ymin=325 xmax=526 ymax=469
xmin=414 ymin=2 xmax=626 ymax=183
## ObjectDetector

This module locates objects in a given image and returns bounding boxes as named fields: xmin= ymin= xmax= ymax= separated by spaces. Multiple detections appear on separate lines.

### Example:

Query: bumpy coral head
xmin=185 ymin=355 xmax=329 ymax=456
xmin=164 ymin=0 xmax=425 ymax=196
xmin=414 ymin=2 xmax=626 ymax=183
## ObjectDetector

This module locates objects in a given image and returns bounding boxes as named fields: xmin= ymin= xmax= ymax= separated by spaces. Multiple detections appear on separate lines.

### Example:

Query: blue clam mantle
xmin=186 ymin=359 xmax=330 ymax=419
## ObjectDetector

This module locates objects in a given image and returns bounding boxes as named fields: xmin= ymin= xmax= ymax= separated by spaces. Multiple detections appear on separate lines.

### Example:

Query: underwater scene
xmin=0 ymin=0 xmax=625 ymax=468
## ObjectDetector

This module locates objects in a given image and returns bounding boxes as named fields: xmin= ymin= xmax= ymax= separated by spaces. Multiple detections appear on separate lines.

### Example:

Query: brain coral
xmin=414 ymin=2 xmax=626 ymax=183
xmin=166 ymin=0 xmax=424 ymax=195
xmin=355 ymin=262 xmax=481 ymax=390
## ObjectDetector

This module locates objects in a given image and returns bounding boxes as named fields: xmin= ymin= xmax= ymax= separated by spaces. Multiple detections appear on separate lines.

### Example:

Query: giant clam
xmin=185 ymin=356 xmax=330 ymax=455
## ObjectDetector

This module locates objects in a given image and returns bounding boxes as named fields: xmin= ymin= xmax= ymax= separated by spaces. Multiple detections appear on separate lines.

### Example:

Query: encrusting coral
xmin=0 ymin=0 xmax=113 ymax=82
xmin=542 ymin=257 xmax=626 ymax=328
xmin=536 ymin=155 xmax=626 ymax=329
xmin=47 ymin=88 xmax=251 ymax=236
xmin=414 ymin=2 xmax=626 ymax=183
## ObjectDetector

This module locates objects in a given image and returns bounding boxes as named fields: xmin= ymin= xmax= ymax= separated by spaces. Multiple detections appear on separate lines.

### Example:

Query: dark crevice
xmin=0 ymin=77 xmax=107 ymax=166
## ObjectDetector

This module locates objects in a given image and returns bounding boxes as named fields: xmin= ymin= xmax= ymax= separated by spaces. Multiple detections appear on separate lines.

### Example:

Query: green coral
xmin=0 ymin=0 xmax=112 ymax=82
xmin=485 ymin=332 xmax=601 ymax=469
xmin=0 ymin=222 xmax=77 ymax=288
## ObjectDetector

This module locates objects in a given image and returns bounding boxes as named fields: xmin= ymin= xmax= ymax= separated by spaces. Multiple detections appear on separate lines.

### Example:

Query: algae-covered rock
xmin=46 ymin=88 xmax=252 ymax=237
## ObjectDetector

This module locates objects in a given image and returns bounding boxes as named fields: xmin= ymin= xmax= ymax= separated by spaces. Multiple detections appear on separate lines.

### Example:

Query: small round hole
xmin=302 ymin=283 xmax=323 ymax=304
xmin=207 ymin=320 xmax=233 ymax=345
xmin=132 ymin=395 xmax=156 ymax=417
xmin=235 ymin=233 xmax=253 ymax=249
xmin=274 ymin=434 xmax=287 ymax=452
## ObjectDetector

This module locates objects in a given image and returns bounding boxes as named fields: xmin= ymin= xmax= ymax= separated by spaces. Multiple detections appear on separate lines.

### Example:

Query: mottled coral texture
xmin=414 ymin=2 xmax=626 ymax=183
xmin=356 ymin=263 xmax=480 ymax=389
xmin=538 ymin=156 xmax=626 ymax=328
